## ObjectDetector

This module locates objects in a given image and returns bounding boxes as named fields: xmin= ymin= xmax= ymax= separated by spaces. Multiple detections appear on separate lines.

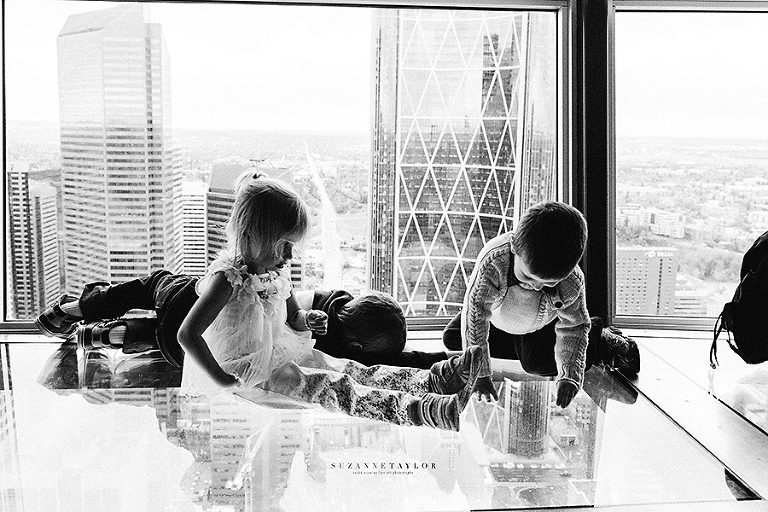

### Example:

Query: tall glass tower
xmin=370 ymin=9 xmax=558 ymax=316
xmin=7 ymin=164 xmax=60 ymax=319
xmin=57 ymin=4 xmax=180 ymax=293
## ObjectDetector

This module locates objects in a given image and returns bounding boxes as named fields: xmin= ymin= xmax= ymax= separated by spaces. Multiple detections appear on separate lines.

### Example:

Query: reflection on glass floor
xmin=636 ymin=334 xmax=768 ymax=438
xmin=0 ymin=342 xmax=758 ymax=511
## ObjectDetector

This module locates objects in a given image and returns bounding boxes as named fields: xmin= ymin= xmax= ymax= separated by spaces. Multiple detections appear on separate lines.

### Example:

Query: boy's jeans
xmin=79 ymin=270 xmax=198 ymax=367
xmin=441 ymin=313 xmax=599 ymax=377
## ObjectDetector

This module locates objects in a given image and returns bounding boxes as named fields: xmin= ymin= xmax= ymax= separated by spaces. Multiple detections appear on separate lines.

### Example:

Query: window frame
xmin=608 ymin=0 xmax=768 ymax=331
xmin=1 ymin=0 xmax=573 ymax=335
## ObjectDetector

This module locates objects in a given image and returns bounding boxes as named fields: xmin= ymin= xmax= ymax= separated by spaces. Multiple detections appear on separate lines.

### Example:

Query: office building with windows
xmin=206 ymin=164 xmax=247 ymax=265
xmin=57 ymin=4 xmax=180 ymax=293
xmin=616 ymin=247 xmax=678 ymax=316
xmin=180 ymin=179 xmax=208 ymax=276
xmin=369 ymin=10 xmax=557 ymax=316
xmin=504 ymin=380 xmax=550 ymax=457
xmin=7 ymin=163 xmax=60 ymax=319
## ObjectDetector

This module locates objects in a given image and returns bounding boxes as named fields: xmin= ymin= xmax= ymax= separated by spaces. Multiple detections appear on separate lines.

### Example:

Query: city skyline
xmin=4 ymin=1 xmax=768 ymax=320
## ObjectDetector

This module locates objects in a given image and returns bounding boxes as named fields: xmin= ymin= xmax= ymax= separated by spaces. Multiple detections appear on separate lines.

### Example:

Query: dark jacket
xmin=311 ymin=290 xmax=447 ymax=369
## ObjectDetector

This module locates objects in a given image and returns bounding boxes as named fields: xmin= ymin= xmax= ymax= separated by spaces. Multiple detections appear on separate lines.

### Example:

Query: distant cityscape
xmin=616 ymin=137 xmax=768 ymax=316
xmin=6 ymin=4 xmax=768 ymax=322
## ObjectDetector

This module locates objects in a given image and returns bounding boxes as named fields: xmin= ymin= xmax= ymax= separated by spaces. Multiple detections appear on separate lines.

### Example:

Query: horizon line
xmin=6 ymin=119 xmax=767 ymax=141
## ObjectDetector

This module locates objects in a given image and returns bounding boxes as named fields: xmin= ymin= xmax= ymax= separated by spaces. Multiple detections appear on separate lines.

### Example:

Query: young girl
xmin=178 ymin=171 xmax=482 ymax=431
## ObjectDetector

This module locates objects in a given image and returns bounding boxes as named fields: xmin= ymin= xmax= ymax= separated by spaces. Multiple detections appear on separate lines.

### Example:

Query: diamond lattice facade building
xmin=370 ymin=10 xmax=558 ymax=316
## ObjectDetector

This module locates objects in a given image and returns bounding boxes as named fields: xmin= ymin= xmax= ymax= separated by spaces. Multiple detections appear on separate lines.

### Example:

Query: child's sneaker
xmin=428 ymin=345 xmax=482 ymax=395
xmin=407 ymin=393 xmax=460 ymax=431
xmin=34 ymin=294 xmax=81 ymax=339
xmin=600 ymin=326 xmax=640 ymax=376
xmin=77 ymin=319 xmax=125 ymax=350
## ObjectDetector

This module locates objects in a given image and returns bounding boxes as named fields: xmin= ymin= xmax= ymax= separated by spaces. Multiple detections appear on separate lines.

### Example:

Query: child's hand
xmin=306 ymin=310 xmax=328 ymax=335
xmin=473 ymin=375 xmax=499 ymax=402
xmin=556 ymin=380 xmax=579 ymax=408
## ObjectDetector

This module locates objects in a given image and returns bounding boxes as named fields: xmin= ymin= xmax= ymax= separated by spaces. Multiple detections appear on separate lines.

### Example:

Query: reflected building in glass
xmin=57 ymin=4 xmax=181 ymax=293
xmin=505 ymin=380 xmax=550 ymax=457
xmin=370 ymin=9 xmax=558 ymax=316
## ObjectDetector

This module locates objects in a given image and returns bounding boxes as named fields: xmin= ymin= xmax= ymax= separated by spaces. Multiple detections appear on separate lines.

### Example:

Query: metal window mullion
xmin=614 ymin=0 xmax=768 ymax=12
xmin=575 ymin=0 xmax=612 ymax=324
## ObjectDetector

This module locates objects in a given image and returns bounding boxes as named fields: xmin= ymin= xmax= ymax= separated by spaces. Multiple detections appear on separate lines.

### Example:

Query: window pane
xmin=372 ymin=9 xmax=560 ymax=317
xmin=5 ymin=1 xmax=561 ymax=322
xmin=615 ymin=12 xmax=768 ymax=319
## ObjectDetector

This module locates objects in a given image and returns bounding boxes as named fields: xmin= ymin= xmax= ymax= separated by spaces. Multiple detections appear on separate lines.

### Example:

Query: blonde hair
xmin=225 ymin=170 xmax=309 ymax=270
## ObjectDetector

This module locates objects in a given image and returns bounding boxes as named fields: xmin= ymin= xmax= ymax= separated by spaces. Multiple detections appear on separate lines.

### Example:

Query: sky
xmin=3 ymin=0 xmax=373 ymax=132
xmin=615 ymin=11 xmax=768 ymax=139
xmin=3 ymin=1 xmax=768 ymax=138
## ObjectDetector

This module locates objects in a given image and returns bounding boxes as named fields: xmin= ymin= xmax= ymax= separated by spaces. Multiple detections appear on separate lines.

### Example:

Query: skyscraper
xmin=616 ymin=247 xmax=678 ymax=315
xmin=57 ymin=4 xmax=180 ymax=293
xmin=369 ymin=9 xmax=558 ymax=316
xmin=7 ymin=163 xmax=60 ymax=319
xmin=206 ymin=164 xmax=248 ymax=266
xmin=180 ymin=179 xmax=208 ymax=276
xmin=504 ymin=380 xmax=550 ymax=457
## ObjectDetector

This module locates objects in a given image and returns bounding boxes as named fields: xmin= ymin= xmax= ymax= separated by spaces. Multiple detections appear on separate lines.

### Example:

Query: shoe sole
xmin=606 ymin=349 xmax=640 ymax=376
xmin=34 ymin=315 xmax=77 ymax=339
xmin=34 ymin=293 xmax=79 ymax=339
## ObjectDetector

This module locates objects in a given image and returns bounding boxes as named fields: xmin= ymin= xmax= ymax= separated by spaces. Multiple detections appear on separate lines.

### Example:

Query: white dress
xmin=180 ymin=253 xmax=315 ymax=395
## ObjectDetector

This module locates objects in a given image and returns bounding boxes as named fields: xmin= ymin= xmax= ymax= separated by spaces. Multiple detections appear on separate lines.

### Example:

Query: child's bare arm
xmin=286 ymin=291 xmax=327 ymax=334
xmin=177 ymin=272 xmax=237 ymax=386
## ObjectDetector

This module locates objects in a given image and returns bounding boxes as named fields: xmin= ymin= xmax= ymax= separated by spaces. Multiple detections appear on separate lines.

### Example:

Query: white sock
xmin=109 ymin=325 xmax=126 ymax=346
xmin=60 ymin=301 xmax=82 ymax=318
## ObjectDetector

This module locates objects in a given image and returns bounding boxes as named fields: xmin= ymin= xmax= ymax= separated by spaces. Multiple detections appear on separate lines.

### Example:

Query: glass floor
xmin=0 ymin=341 xmax=762 ymax=511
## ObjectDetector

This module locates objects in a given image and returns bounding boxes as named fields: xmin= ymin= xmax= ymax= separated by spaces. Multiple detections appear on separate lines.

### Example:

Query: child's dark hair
xmin=513 ymin=201 xmax=588 ymax=280
xmin=226 ymin=170 xmax=309 ymax=270
xmin=337 ymin=292 xmax=407 ymax=356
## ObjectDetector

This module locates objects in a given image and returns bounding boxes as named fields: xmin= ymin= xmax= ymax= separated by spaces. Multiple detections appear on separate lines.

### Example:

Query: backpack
xmin=710 ymin=230 xmax=768 ymax=368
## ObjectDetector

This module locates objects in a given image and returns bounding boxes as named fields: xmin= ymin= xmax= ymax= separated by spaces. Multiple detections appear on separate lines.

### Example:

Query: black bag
xmin=710 ymin=230 xmax=768 ymax=368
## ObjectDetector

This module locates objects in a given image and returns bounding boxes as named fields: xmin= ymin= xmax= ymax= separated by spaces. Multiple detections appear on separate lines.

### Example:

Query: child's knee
xmin=266 ymin=362 xmax=305 ymax=393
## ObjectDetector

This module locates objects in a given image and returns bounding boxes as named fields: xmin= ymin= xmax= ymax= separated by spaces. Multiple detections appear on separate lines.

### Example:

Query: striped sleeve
xmin=553 ymin=267 xmax=591 ymax=388
xmin=461 ymin=243 xmax=510 ymax=378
